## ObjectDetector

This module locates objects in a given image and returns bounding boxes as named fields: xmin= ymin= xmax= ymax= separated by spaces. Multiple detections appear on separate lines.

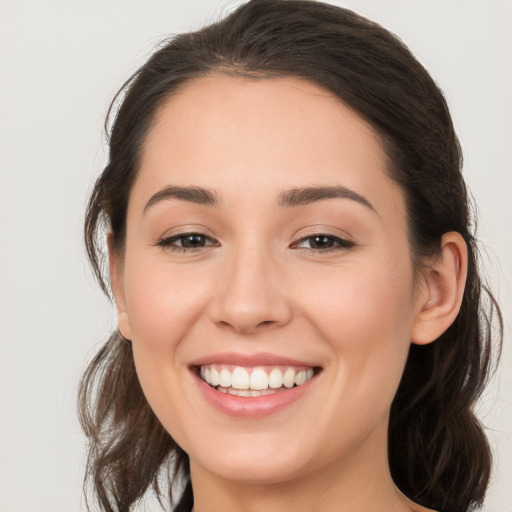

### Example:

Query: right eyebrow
xmin=143 ymin=185 xmax=219 ymax=214
xmin=277 ymin=185 xmax=378 ymax=215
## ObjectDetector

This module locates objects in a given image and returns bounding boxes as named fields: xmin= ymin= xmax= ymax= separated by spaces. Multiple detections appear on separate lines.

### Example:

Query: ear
xmin=107 ymin=232 xmax=132 ymax=340
xmin=411 ymin=232 xmax=468 ymax=345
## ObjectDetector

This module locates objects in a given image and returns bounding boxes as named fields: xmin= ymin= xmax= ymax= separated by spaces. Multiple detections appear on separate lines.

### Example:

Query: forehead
xmin=133 ymin=74 xmax=405 ymax=225
xmin=143 ymin=74 xmax=386 ymax=172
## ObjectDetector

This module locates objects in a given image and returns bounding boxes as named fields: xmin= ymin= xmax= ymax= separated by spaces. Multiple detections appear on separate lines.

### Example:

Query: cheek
xmin=121 ymin=257 xmax=212 ymax=437
xmin=297 ymin=263 xmax=415 ymax=462
xmin=299 ymin=256 xmax=415 ymax=392
xmin=123 ymin=259 xmax=208 ymax=353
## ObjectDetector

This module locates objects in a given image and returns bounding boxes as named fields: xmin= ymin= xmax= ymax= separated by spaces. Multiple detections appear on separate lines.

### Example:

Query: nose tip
xmin=210 ymin=256 xmax=292 ymax=335
xmin=216 ymin=301 xmax=290 ymax=334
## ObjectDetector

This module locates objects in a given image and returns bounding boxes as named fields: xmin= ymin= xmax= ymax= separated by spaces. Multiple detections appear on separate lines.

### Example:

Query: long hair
xmin=79 ymin=1 xmax=502 ymax=511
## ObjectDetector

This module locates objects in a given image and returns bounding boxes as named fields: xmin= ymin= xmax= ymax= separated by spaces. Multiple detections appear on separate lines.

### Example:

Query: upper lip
xmin=189 ymin=351 xmax=320 ymax=368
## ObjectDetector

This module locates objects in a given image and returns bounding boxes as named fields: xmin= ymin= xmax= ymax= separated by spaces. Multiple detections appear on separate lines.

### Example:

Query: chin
xmin=185 ymin=427 xmax=333 ymax=486
xmin=194 ymin=452 xmax=312 ymax=485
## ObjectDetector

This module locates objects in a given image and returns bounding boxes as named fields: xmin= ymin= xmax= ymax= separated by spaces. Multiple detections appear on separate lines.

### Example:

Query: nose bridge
xmin=212 ymin=235 xmax=291 ymax=333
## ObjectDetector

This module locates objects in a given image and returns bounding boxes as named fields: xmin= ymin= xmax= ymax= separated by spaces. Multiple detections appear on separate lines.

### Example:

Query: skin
xmin=109 ymin=75 xmax=467 ymax=512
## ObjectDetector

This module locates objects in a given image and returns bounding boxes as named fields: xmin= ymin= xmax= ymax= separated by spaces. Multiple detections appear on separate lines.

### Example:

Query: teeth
xmin=283 ymin=367 xmax=295 ymax=388
xmin=249 ymin=368 xmax=269 ymax=390
xmin=268 ymin=368 xmax=283 ymax=388
xmin=294 ymin=370 xmax=306 ymax=386
xmin=199 ymin=364 xmax=317 ymax=393
xmin=231 ymin=367 xmax=250 ymax=389
xmin=219 ymin=368 xmax=231 ymax=387
xmin=222 ymin=387 xmax=278 ymax=397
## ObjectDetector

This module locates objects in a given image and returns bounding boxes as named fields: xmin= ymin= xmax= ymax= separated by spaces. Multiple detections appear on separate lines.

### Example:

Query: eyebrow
xmin=277 ymin=185 xmax=376 ymax=213
xmin=143 ymin=184 xmax=377 ymax=214
xmin=143 ymin=185 xmax=219 ymax=213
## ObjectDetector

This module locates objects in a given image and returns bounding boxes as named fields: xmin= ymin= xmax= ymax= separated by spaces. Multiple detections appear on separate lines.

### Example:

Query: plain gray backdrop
xmin=0 ymin=1 xmax=510 ymax=511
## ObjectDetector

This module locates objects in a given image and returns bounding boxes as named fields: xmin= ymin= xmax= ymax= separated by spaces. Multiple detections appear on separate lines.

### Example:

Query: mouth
xmin=193 ymin=364 xmax=321 ymax=397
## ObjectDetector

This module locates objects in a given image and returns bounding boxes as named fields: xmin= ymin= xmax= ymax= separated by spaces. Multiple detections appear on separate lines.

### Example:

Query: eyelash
xmin=155 ymin=232 xmax=355 ymax=254
xmin=292 ymin=234 xmax=355 ymax=253
xmin=155 ymin=232 xmax=219 ymax=252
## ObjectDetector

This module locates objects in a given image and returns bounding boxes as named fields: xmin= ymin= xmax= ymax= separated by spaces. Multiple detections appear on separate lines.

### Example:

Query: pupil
xmin=311 ymin=236 xmax=333 ymax=248
xmin=183 ymin=234 xmax=204 ymax=247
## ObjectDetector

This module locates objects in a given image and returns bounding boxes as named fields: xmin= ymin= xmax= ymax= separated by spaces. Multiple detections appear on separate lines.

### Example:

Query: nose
xmin=209 ymin=245 xmax=293 ymax=335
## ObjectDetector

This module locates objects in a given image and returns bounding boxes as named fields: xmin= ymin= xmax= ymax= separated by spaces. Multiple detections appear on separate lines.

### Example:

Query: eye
xmin=292 ymin=234 xmax=354 ymax=253
xmin=155 ymin=232 xmax=218 ymax=252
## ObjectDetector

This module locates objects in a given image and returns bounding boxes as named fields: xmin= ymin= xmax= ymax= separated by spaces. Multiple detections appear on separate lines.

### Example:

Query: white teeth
xmin=283 ymin=367 xmax=295 ymax=388
xmin=224 ymin=387 xmax=278 ymax=397
xmin=199 ymin=364 xmax=317 ymax=393
xmin=231 ymin=367 xmax=250 ymax=389
xmin=249 ymin=368 xmax=269 ymax=390
xmin=294 ymin=370 xmax=306 ymax=386
xmin=219 ymin=368 xmax=231 ymax=388
xmin=268 ymin=368 xmax=283 ymax=388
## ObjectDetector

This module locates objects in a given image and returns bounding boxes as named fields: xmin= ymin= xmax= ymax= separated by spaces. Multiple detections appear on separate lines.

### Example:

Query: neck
xmin=189 ymin=422 xmax=423 ymax=512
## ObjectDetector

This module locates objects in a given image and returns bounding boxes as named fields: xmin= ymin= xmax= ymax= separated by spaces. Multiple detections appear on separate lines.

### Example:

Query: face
xmin=112 ymin=75 xmax=426 ymax=486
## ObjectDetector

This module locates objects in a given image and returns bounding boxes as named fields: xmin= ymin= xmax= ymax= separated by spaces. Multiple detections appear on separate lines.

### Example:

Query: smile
xmin=198 ymin=364 xmax=316 ymax=397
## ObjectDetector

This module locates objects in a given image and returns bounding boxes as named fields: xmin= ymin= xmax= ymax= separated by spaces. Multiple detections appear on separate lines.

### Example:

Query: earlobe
xmin=411 ymin=232 xmax=468 ymax=345
xmin=107 ymin=232 xmax=132 ymax=340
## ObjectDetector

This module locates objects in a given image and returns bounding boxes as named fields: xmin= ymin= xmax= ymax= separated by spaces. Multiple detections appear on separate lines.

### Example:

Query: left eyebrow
xmin=143 ymin=185 xmax=219 ymax=214
xmin=278 ymin=185 xmax=378 ymax=214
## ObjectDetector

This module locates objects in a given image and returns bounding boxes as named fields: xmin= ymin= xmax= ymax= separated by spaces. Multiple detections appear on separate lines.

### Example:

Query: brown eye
xmin=293 ymin=234 xmax=354 ymax=252
xmin=156 ymin=232 xmax=218 ymax=252
xmin=308 ymin=235 xmax=337 ymax=249
xmin=179 ymin=234 xmax=209 ymax=248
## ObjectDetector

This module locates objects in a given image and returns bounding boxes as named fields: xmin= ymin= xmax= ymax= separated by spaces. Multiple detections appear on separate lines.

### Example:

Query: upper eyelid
xmin=166 ymin=232 xmax=213 ymax=240
xmin=291 ymin=230 xmax=354 ymax=244
xmin=291 ymin=233 xmax=354 ymax=248
xmin=156 ymin=225 xmax=218 ymax=242
xmin=160 ymin=232 xmax=218 ymax=244
xmin=155 ymin=230 xmax=356 ymax=247
xmin=159 ymin=231 xmax=350 ymax=241
xmin=293 ymin=231 xmax=349 ymax=240
xmin=290 ymin=223 xmax=352 ymax=239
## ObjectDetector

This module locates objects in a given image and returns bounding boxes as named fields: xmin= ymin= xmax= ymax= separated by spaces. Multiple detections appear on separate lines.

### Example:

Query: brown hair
xmin=79 ymin=1 xmax=502 ymax=511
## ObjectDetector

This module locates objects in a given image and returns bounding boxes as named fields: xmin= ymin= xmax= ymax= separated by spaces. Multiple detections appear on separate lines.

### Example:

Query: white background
xmin=0 ymin=1 xmax=510 ymax=511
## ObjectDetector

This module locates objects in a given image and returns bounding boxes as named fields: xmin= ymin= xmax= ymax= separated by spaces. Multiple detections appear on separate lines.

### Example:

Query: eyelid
xmin=291 ymin=224 xmax=354 ymax=241
xmin=152 ymin=225 xmax=355 ymax=254
xmin=153 ymin=224 xmax=217 ymax=242
xmin=293 ymin=234 xmax=353 ymax=247
xmin=291 ymin=223 xmax=352 ymax=238
xmin=163 ymin=232 xmax=216 ymax=244
xmin=154 ymin=230 xmax=220 ymax=252
xmin=290 ymin=229 xmax=356 ymax=253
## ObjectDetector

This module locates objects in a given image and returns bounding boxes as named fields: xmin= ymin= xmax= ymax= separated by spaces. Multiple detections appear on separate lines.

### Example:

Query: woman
xmin=79 ymin=1 xmax=502 ymax=511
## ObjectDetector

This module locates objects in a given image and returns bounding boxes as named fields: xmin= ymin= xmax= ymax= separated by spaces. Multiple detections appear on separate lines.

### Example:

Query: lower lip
xmin=192 ymin=371 xmax=318 ymax=418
